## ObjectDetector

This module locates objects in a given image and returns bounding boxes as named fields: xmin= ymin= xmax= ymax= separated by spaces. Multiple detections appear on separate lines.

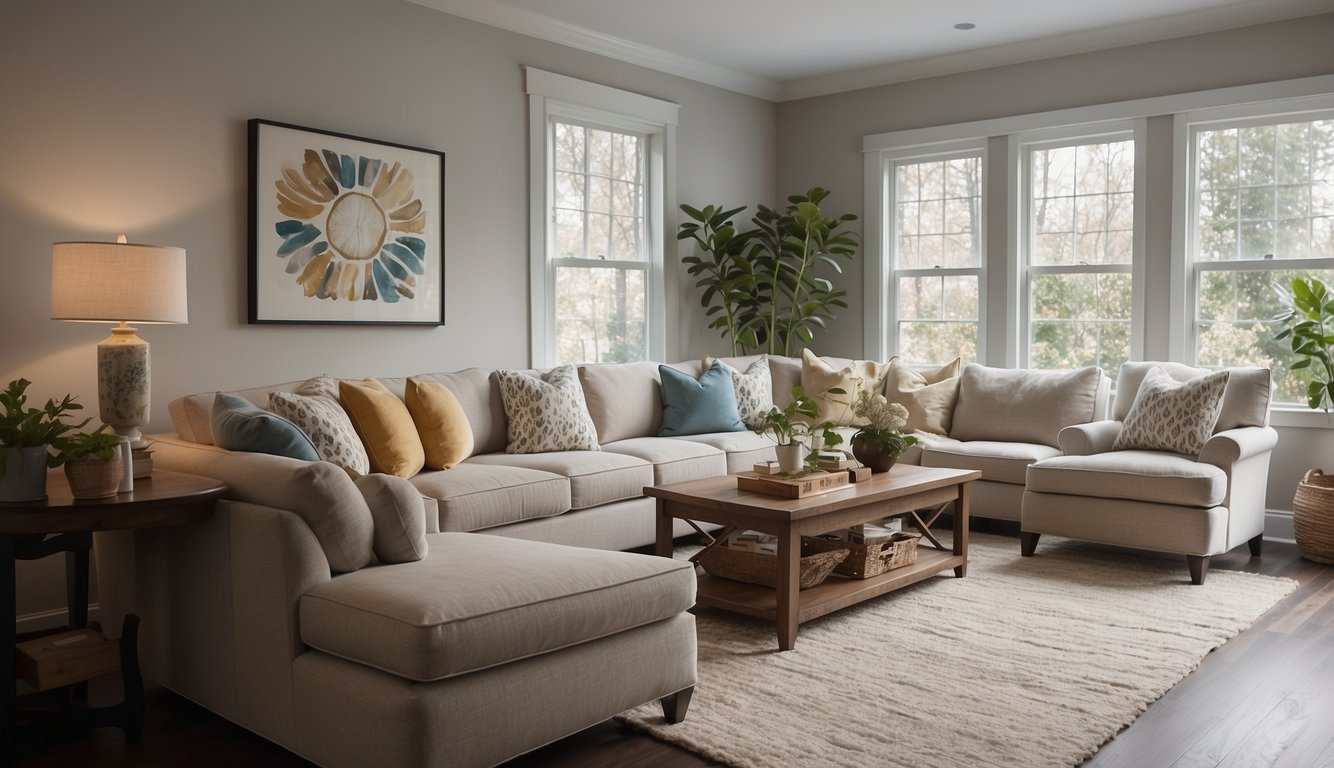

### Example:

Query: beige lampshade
xmin=51 ymin=240 xmax=188 ymax=323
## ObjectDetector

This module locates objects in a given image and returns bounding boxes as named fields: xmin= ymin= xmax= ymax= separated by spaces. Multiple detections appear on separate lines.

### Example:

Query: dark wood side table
xmin=2 ymin=468 xmax=226 ymax=761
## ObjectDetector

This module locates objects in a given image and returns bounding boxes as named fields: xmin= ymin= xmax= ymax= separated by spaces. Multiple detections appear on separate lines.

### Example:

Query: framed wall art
xmin=248 ymin=118 xmax=445 ymax=324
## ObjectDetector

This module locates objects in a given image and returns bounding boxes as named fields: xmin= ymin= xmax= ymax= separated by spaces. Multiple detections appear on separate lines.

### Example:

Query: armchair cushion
xmin=1112 ymin=367 xmax=1229 ymax=455
xmin=1026 ymin=452 xmax=1226 ymax=507
xmin=1113 ymin=362 xmax=1271 ymax=431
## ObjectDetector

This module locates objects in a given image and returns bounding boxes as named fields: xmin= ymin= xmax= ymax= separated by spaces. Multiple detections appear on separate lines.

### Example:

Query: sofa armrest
xmin=1057 ymin=420 xmax=1122 ymax=455
xmin=1198 ymin=426 xmax=1279 ymax=469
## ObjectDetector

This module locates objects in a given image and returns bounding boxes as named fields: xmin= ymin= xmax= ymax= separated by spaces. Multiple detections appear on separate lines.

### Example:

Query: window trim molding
xmin=525 ymin=67 xmax=679 ymax=366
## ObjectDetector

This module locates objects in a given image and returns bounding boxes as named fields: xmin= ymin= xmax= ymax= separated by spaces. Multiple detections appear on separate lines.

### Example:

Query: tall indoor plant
xmin=1274 ymin=275 xmax=1334 ymax=563
xmin=679 ymin=187 xmax=859 ymax=357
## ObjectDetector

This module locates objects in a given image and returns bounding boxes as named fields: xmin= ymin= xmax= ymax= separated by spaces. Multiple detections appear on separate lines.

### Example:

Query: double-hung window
xmin=527 ymin=68 xmax=677 ymax=366
xmin=890 ymin=150 xmax=985 ymax=364
xmin=1021 ymin=126 xmax=1142 ymax=371
xmin=1183 ymin=101 xmax=1334 ymax=405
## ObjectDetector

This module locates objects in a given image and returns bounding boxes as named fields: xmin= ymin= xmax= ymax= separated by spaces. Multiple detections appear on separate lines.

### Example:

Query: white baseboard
xmin=1265 ymin=508 xmax=1296 ymax=544
xmin=16 ymin=603 xmax=101 ymax=636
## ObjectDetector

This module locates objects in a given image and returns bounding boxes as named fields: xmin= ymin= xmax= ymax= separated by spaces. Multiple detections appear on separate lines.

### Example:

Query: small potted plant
xmin=56 ymin=426 xmax=125 ymax=499
xmin=849 ymin=389 xmax=918 ymax=473
xmin=753 ymin=386 xmax=844 ymax=474
xmin=0 ymin=378 xmax=89 ymax=502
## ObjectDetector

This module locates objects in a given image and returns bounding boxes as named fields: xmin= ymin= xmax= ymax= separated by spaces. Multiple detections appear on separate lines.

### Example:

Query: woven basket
xmin=1292 ymin=468 xmax=1334 ymax=564
xmin=804 ymin=532 xmax=920 ymax=579
xmin=694 ymin=540 xmax=848 ymax=590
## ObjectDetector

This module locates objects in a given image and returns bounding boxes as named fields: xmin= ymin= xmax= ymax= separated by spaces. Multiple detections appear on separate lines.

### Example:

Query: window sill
xmin=1269 ymin=407 xmax=1334 ymax=429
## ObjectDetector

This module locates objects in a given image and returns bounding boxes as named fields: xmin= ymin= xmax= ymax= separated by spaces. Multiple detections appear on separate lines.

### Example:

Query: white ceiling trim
xmin=783 ymin=0 xmax=1334 ymax=101
xmin=406 ymin=0 xmax=780 ymax=101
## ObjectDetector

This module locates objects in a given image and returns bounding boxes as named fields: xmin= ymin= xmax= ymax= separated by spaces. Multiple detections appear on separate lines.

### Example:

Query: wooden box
xmin=803 ymin=532 xmax=921 ymax=579
xmin=16 ymin=628 xmax=120 ymax=691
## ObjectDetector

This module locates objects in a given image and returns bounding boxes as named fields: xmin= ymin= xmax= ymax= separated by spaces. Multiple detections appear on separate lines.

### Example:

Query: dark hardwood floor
xmin=13 ymin=538 xmax=1334 ymax=768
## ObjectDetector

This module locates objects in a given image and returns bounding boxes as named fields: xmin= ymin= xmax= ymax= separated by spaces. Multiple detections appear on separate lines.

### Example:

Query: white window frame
xmin=1016 ymin=120 xmax=1147 ymax=370
xmin=526 ymin=67 xmax=678 ymax=366
xmin=868 ymin=141 xmax=989 ymax=364
xmin=1172 ymin=93 xmax=1334 ymax=421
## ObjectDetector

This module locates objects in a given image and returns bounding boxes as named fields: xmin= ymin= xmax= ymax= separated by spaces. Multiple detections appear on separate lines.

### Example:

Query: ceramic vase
xmin=851 ymin=436 xmax=897 ymax=473
xmin=0 ymin=445 xmax=50 ymax=502
xmin=775 ymin=442 xmax=806 ymax=473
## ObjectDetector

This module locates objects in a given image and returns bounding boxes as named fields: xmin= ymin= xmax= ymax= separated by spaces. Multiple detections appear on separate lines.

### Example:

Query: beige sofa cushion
xmin=800 ymin=350 xmax=890 ymax=426
xmin=409 ymin=463 xmax=571 ymax=532
xmin=601 ymin=437 xmax=728 ymax=485
xmin=1113 ymin=362 xmax=1271 ymax=431
xmin=950 ymin=365 xmax=1104 ymax=449
xmin=298 ymin=533 xmax=697 ymax=681
xmin=578 ymin=361 xmax=693 ymax=443
xmin=354 ymin=474 xmax=429 ymax=564
xmin=1026 ymin=452 xmax=1227 ymax=507
xmin=467 ymin=451 xmax=653 ymax=510
xmin=920 ymin=438 xmax=1061 ymax=485
xmin=670 ymin=430 xmax=778 ymax=474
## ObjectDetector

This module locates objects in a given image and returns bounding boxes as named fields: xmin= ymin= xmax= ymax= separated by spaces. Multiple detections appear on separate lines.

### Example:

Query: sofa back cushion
xmin=950 ymin=365 xmax=1106 ymax=448
xmin=1113 ymin=361 xmax=1270 ymax=431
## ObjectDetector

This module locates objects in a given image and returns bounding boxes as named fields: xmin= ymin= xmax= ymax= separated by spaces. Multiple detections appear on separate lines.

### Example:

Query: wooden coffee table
xmin=647 ymin=465 xmax=980 ymax=651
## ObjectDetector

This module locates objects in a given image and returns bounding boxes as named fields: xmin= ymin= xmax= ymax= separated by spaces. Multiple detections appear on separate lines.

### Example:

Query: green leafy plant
xmin=678 ymin=187 xmax=858 ymax=357
xmin=752 ymin=386 xmax=845 ymax=474
xmin=850 ymin=389 xmax=919 ymax=458
xmin=0 ymin=378 xmax=92 ymax=479
xmin=1274 ymin=276 xmax=1334 ymax=411
xmin=56 ymin=426 xmax=123 ymax=463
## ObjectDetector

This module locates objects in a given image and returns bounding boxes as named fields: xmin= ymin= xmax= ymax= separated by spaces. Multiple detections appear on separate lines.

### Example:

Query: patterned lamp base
xmin=98 ymin=325 xmax=150 ymax=448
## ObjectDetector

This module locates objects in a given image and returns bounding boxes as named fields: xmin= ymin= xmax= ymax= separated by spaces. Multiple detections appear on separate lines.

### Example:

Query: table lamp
xmin=50 ymin=235 xmax=188 ymax=448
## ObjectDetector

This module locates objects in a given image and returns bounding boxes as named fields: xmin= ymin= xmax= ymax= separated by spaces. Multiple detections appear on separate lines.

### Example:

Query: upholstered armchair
xmin=1020 ymin=362 xmax=1276 ymax=585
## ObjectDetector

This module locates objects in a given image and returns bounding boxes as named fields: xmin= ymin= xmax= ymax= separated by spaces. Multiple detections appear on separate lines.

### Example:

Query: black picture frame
xmin=248 ymin=118 xmax=445 ymax=325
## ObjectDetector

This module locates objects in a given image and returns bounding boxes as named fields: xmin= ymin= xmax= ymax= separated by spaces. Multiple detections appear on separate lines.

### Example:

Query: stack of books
xmin=131 ymin=443 xmax=155 ymax=479
xmin=724 ymin=529 xmax=778 ymax=555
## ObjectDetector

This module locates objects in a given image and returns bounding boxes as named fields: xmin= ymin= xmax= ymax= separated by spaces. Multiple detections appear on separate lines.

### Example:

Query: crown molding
xmin=780 ymin=0 xmax=1333 ymax=101
xmin=406 ymin=0 xmax=780 ymax=101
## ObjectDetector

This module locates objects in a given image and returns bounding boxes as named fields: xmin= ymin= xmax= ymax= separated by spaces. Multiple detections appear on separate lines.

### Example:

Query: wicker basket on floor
xmin=1292 ymin=468 xmax=1334 ymax=564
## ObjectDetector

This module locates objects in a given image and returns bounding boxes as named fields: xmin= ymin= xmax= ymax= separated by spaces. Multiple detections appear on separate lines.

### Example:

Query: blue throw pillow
xmin=658 ymin=362 xmax=746 ymax=437
xmin=211 ymin=393 xmax=320 ymax=461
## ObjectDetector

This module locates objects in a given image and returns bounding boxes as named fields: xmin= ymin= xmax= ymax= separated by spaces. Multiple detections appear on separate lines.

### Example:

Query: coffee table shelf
xmin=695 ymin=547 xmax=962 ymax=623
xmin=648 ymin=465 xmax=980 ymax=650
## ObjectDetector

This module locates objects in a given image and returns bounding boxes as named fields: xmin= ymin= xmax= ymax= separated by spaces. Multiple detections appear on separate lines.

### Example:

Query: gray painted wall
xmin=1 ymin=0 xmax=775 ymax=622
xmin=775 ymin=14 xmax=1334 ymax=522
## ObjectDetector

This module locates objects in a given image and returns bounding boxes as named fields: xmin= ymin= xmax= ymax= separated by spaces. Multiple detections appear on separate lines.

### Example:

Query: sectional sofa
xmin=93 ymin=353 xmax=1110 ymax=767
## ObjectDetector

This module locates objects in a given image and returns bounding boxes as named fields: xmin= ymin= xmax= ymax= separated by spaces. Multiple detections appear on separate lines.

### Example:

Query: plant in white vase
xmin=752 ymin=385 xmax=844 ymax=475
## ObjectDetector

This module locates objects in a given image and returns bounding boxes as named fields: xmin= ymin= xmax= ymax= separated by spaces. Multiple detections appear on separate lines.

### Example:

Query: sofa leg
xmin=1186 ymin=555 xmax=1210 ymax=585
xmin=660 ymin=686 xmax=693 ymax=724
xmin=1020 ymin=532 xmax=1040 ymax=557
xmin=1248 ymin=534 xmax=1263 ymax=557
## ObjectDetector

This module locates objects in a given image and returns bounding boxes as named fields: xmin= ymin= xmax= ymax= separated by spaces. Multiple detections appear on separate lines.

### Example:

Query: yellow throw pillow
xmin=799 ymin=349 xmax=890 ymax=426
xmin=884 ymin=357 xmax=962 ymax=435
xmin=405 ymin=377 xmax=474 ymax=470
xmin=338 ymin=378 xmax=425 ymax=478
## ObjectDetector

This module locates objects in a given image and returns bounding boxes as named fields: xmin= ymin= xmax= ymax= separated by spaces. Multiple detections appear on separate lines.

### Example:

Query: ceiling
xmin=407 ymin=0 xmax=1332 ymax=101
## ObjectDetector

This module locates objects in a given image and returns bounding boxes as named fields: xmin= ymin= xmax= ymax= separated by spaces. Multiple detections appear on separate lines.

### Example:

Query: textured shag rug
xmin=621 ymin=533 xmax=1297 ymax=768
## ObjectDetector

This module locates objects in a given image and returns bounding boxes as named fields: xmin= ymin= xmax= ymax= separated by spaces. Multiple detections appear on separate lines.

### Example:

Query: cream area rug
xmin=621 ymin=533 xmax=1297 ymax=768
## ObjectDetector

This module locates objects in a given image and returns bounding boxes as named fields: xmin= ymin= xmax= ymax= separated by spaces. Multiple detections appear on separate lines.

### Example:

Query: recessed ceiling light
xmin=954 ymin=22 xmax=976 ymax=30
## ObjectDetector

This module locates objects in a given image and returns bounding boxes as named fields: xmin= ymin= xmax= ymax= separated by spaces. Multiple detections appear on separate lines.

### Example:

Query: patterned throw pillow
xmin=1112 ymin=366 xmax=1230 ymax=455
xmin=703 ymin=356 xmax=774 ymax=429
xmin=496 ymin=366 xmax=601 ymax=453
xmin=800 ymin=350 xmax=891 ymax=426
xmin=269 ymin=376 xmax=371 ymax=476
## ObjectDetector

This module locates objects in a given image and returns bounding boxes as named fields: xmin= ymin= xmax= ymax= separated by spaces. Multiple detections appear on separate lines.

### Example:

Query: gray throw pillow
xmin=211 ymin=393 xmax=319 ymax=461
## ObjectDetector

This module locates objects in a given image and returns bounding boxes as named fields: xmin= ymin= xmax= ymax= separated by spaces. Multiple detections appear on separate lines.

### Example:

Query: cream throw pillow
xmin=1112 ymin=366 xmax=1230 ymax=455
xmin=703 ymin=355 xmax=774 ymax=429
xmin=883 ymin=357 xmax=961 ymax=435
xmin=497 ymin=365 xmax=601 ymax=453
xmin=405 ymin=377 xmax=474 ymax=470
xmin=799 ymin=349 xmax=890 ymax=426
xmin=339 ymin=378 xmax=426 ymax=478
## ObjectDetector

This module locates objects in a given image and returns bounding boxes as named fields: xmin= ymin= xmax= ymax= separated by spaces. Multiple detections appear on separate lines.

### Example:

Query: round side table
xmin=1 ymin=468 xmax=226 ymax=760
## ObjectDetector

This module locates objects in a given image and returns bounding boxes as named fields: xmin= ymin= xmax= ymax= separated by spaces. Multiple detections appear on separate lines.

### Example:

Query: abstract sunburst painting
xmin=248 ymin=119 xmax=445 ymax=324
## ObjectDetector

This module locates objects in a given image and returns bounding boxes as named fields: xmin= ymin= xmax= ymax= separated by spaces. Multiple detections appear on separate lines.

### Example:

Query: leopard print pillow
xmin=269 ymin=376 xmax=371 ymax=475
xmin=496 ymin=366 xmax=601 ymax=453
xmin=705 ymin=356 xmax=774 ymax=429
xmin=1112 ymin=366 xmax=1230 ymax=455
